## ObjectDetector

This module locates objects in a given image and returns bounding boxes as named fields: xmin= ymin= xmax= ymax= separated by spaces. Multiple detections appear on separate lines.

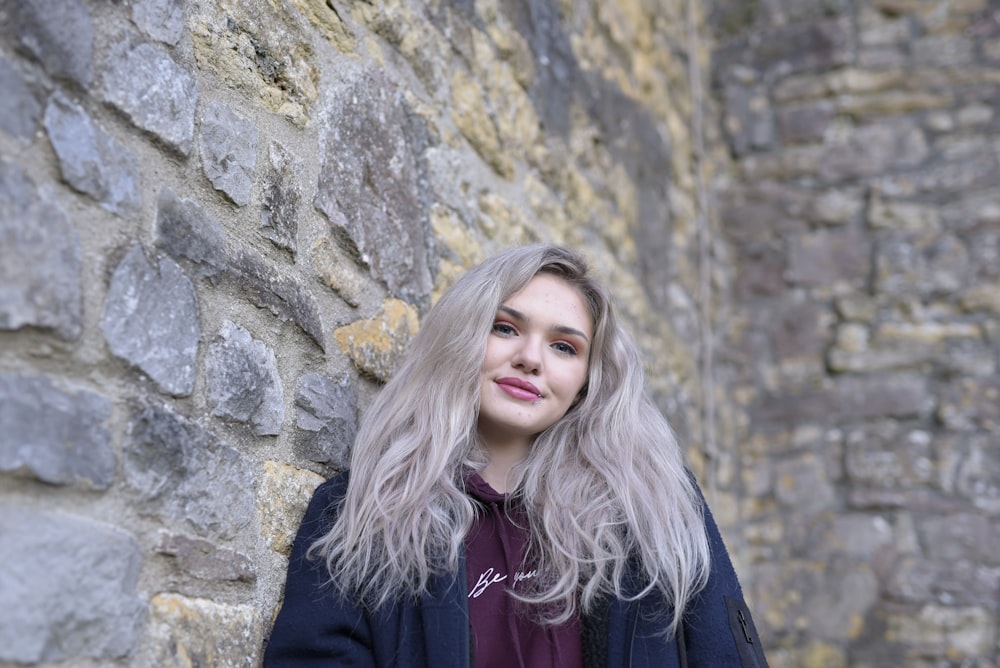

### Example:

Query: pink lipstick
xmin=495 ymin=377 xmax=542 ymax=402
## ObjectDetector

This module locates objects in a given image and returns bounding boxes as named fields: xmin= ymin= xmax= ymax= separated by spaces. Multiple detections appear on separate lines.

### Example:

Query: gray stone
xmin=199 ymin=102 xmax=258 ymax=206
xmin=102 ymin=245 xmax=200 ymax=396
xmin=2 ymin=0 xmax=94 ymax=87
xmin=98 ymin=34 xmax=197 ymax=154
xmin=155 ymin=532 xmax=256 ymax=582
xmin=785 ymin=227 xmax=870 ymax=286
xmin=294 ymin=372 xmax=357 ymax=466
xmin=887 ymin=557 xmax=1000 ymax=607
xmin=0 ymin=55 xmax=43 ymax=140
xmin=722 ymin=79 xmax=776 ymax=155
xmin=315 ymin=71 xmax=432 ymax=303
xmin=153 ymin=185 xmax=227 ymax=277
xmin=260 ymin=141 xmax=300 ymax=253
xmin=835 ymin=375 xmax=933 ymax=421
xmin=43 ymin=92 xmax=142 ymax=217
xmin=0 ymin=507 xmax=144 ymax=663
xmin=227 ymin=247 xmax=325 ymax=350
xmin=819 ymin=121 xmax=929 ymax=183
xmin=875 ymin=232 xmax=970 ymax=296
xmin=0 ymin=372 xmax=115 ymax=489
xmin=132 ymin=0 xmax=185 ymax=45
xmin=955 ymin=436 xmax=1000 ymax=514
xmin=774 ymin=453 xmax=836 ymax=514
xmin=845 ymin=423 xmax=934 ymax=490
xmin=124 ymin=402 xmax=255 ymax=538
xmin=0 ymin=161 xmax=83 ymax=339
xmin=939 ymin=376 xmax=1000 ymax=432
xmin=920 ymin=514 xmax=1000 ymax=566
xmin=205 ymin=320 xmax=284 ymax=436
xmin=777 ymin=100 xmax=835 ymax=144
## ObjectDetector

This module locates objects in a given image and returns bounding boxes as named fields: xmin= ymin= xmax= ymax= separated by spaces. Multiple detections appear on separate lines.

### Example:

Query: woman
xmin=265 ymin=244 xmax=768 ymax=667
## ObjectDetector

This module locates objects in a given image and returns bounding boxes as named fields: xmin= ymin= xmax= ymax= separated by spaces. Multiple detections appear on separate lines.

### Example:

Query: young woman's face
xmin=477 ymin=272 xmax=593 ymax=452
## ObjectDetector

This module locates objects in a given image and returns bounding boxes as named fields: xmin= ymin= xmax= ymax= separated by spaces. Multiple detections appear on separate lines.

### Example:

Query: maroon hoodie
xmin=464 ymin=473 xmax=582 ymax=668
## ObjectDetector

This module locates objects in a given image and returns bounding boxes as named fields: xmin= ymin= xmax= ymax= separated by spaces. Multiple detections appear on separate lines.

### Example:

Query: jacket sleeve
xmin=263 ymin=472 xmax=377 ymax=667
xmin=682 ymin=488 xmax=769 ymax=668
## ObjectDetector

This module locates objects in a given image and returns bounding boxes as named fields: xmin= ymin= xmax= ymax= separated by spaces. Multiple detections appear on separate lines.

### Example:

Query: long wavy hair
xmin=309 ymin=244 xmax=710 ymax=635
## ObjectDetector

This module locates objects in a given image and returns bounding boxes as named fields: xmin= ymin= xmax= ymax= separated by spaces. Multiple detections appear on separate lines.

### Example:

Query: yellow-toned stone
xmin=310 ymin=237 xmax=368 ymax=307
xmin=837 ymin=91 xmax=953 ymax=117
xmin=801 ymin=642 xmax=848 ymax=668
xmin=877 ymin=321 xmax=981 ymax=344
xmin=257 ymin=460 xmax=325 ymax=556
xmin=431 ymin=205 xmax=485 ymax=267
xmin=450 ymin=68 xmax=513 ymax=178
xmin=287 ymin=0 xmax=355 ymax=53
xmin=487 ymin=61 xmax=541 ymax=159
xmin=432 ymin=258 xmax=468 ymax=306
xmin=141 ymin=593 xmax=262 ymax=668
xmin=869 ymin=195 xmax=941 ymax=230
xmin=189 ymin=0 xmax=319 ymax=127
xmin=334 ymin=299 xmax=420 ymax=381
xmin=477 ymin=192 xmax=536 ymax=246
xmin=960 ymin=284 xmax=1000 ymax=313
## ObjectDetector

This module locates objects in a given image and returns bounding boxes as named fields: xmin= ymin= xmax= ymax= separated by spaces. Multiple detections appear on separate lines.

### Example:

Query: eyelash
xmin=491 ymin=322 xmax=578 ymax=356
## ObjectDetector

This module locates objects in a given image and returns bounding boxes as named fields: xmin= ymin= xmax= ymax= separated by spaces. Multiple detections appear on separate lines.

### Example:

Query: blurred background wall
xmin=0 ymin=0 xmax=996 ymax=666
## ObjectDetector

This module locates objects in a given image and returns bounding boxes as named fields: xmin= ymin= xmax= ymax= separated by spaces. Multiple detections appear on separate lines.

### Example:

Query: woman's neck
xmin=478 ymin=437 xmax=530 ymax=493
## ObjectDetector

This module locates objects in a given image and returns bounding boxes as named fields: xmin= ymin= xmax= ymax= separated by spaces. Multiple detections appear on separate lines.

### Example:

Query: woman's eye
xmin=492 ymin=322 xmax=516 ymax=336
xmin=552 ymin=341 xmax=577 ymax=356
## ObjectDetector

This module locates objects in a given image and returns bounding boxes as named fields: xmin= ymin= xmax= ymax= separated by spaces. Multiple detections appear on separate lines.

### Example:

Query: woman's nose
xmin=511 ymin=338 xmax=542 ymax=373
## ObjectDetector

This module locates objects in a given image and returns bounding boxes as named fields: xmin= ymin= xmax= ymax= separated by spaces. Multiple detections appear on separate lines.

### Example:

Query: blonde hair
xmin=309 ymin=244 xmax=709 ymax=635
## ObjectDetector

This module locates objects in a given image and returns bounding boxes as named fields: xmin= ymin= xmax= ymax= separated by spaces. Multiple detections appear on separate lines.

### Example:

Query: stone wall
xmin=0 ymin=0 xmax=728 ymax=665
xmin=713 ymin=0 xmax=1000 ymax=665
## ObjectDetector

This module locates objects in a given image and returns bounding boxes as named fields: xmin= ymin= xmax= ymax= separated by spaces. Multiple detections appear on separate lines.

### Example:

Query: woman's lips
xmin=496 ymin=377 xmax=541 ymax=402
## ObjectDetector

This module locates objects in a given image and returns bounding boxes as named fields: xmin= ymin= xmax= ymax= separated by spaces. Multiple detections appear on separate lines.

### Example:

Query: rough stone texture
xmin=153 ymin=185 xmax=228 ymax=277
xmin=155 ymin=531 xmax=256 ymax=582
xmin=0 ymin=161 xmax=83 ymax=339
xmin=0 ymin=507 xmax=144 ymax=663
xmin=189 ymin=0 xmax=319 ymax=126
xmin=315 ymin=71 xmax=432 ymax=304
xmin=98 ymin=33 xmax=197 ymax=154
xmin=43 ymin=92 xmax=142 ymax=217
xmin=334 ymin=298 xmax=420 ymax=382
xmin=0 ymin=372 xmax=115 ymax=489
xmin=205 ymin=320 xmax=284 ymax=436
xmin=102 ymin=245 xmax=200 ymax=396
xmin=1 ymin=0 xmax=94 ymax=87
xmin=132 ymin=0 xmax=185 ymax=45
xmin=200 ymin=101 xmax=259 ymax=206
xmin=227 ymin=247 xmax=325 ymax=350
xmin=0 ymin=55 xmax=43 ymax=140
xmin=294 ymin=372 xmax=357 ymax=466
xmin=258 ymin=460 xmax=324 ymax=555
xmin=140 ymin=593 xmax=262 ymax=667
xmin=260 ymin=141 xmax=301 ymax=253
xmin=124 ymin=402 xmax=255 ymax=538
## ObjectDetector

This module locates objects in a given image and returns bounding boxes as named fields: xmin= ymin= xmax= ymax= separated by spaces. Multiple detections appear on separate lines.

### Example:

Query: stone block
xmin=885 ymin=605 xmax=995 ymax=658
xmin=919 ymin=513 xmax=1000 ymax=565
xmin=124 ymin=402 xmax=255 ymax=538
xmin=43 ymin=92 xmax=142 ymax=217
xmin=294 ymin=372 xmax=357 ymax=466
xmin=0 ymin=55 xmax=43 ymax=140
xmin=0 ymin=507 xmax=144 ymax=663
xmin=939 ymin=376 xmax=1000 ymax=430
xmin=723 ymin=79 xmax=776 ymax=155
xmin=0 ymin=372 xmax=115 ymax=489
xmin=954 ymin=435 xmax=1000 ymax=514
xmin=776 ymin=100 xmax=834 ymax=145
xmin=132 ymin=0 xmax=185 ymax=45
xmin=334 ymin=298 xmax=420 ymax=382
xmin=3 ymin=0 xmax=93 ymax=87
xmin=835 ymin=375 xmax=933 ymax=420
xmin=887 ymin=557 xmax=1000 ymax=607
xmin=261 ymin=141 xmax=301 ymax=253
xmin=102 ymin=245 xmax=200 ymax=396
xmin=314 ymin=71 xmax=432 ymax=303
xmin=774 ymin=453 xmax=837 ymax=514
xmin=154 ymin=185 xmax=227 ymax=277
xmin=98 ymin=34 xmax=197 ymax=154
xmin=0 ymin=161 xmax=83 ymax=339
xmin=140 ymin=593 xmax=262 ymax=667
xmin=309 ymin=236 xmax=367 ymax=307
xmin=868 ymin=195 xmax=941 ymax=231
xmin=257 ymin=460 xmax=324 ymax=555
xmin=155 ymin=532 xmax=256 ymax=582
xmin=205 ymin=320 xmax=284 ymax=436
xmin=912 ymin=34 xmax=975 ymax=66
xmin=875 ymin=232 xmax=970 ymax=296
xmin=785 ymin=227 xmax=870 ymax=286
xmin=227 ymin=247 xmax=325 ymax=350
xmin=818 ymin=121 xmax=929 ymax=184
xmin=189 ymin=0 xmax=319 ymax=126
xmin=200 ymin=102 xmax=259 ymax=206
xmin=844 ymin=423 xmax=934 ymax=490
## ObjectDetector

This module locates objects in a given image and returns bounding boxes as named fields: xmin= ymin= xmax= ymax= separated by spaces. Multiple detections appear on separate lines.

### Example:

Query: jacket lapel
xmin=420 ymin=556 xmax=470 ymax=667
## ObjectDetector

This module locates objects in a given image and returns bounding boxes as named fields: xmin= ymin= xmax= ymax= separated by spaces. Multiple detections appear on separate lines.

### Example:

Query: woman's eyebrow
xmin=497 ymin=305 xmax=590 ymax=342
